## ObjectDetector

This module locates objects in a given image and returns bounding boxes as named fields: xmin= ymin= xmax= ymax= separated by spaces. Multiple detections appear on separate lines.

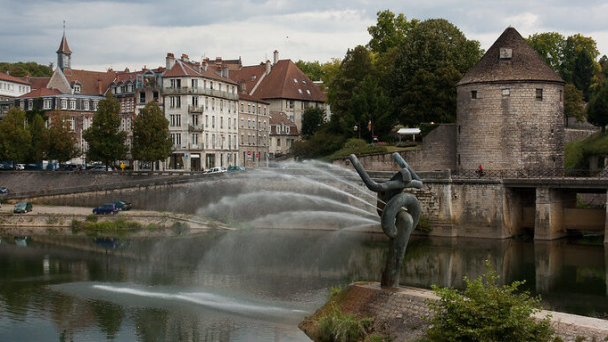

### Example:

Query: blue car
xmin=93 ymin=203 xmax=118 ymax=215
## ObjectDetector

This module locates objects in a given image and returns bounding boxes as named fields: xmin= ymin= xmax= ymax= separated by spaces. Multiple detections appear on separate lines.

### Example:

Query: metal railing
xmin=163 ymin=87 xmax=239 ymax=100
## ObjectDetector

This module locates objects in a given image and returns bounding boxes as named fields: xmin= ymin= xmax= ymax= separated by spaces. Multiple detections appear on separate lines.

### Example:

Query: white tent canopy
xmin=397 ymin=128 xmax=421 ymax=142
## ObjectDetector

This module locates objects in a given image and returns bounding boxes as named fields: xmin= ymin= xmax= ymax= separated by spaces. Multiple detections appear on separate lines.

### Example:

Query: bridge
xmin=1 ymin=168 xmax=607 ymax=243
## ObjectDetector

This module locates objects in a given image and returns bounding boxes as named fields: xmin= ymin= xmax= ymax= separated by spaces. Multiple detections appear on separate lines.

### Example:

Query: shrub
xmin=328 ymin=285 xmax=343 ymax=301
xmin=317 ymin=305 xmax=372 ymax=342
xmin=415 ymin=215 xmax=432 ymax=233
xmin=426 ymin=261 xmax=554 ymax=342
xmin=85 ymin=214 xmax=98 ymax=222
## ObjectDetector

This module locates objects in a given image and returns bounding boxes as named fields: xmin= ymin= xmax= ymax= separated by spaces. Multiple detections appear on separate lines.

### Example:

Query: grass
xmin=71 ymin=216 xmax=143 ymax=237
xmin=317 ymin=305 xmax=373 ymax=342
xmin=565 ymin=131 xmax=608 ymax=170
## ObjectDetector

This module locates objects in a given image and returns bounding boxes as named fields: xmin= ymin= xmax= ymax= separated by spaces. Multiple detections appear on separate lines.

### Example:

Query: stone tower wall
xmin=457 ymin=82 xmax=564 ymax=171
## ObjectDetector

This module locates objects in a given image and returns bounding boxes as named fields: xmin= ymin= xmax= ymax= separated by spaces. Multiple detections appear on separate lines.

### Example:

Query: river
xmin=0 ymin=230 xmax=606 ymax=341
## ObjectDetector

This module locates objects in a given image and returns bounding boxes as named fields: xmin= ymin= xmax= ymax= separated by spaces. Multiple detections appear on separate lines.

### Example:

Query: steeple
xmin=57 ymin=21 xmax=72 ymax=71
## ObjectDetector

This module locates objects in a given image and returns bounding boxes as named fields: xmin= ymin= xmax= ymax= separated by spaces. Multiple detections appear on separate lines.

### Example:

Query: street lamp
xmin=354 ymin=124 xmax=360 ymax=139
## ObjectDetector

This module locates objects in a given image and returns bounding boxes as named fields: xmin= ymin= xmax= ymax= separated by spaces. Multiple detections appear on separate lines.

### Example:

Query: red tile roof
xmin=62 ymin=69 xmax=116 ymax=95
xmin=19 ymin=88 xmax=62 ymax=98
xmin=238 ymin=92 xmax=269 ymax=104
xmin=164 ymin=59 xmax=237 ymax=84
xmin=269 ymin=111 xmax=299 ymax=135
xmin=234 ymin=60 xmax=326 ymax=102
xmin=23 ymin=77 xmax=50 ymax=90
xmin=0 ymin=72 xmax=30 ymax=85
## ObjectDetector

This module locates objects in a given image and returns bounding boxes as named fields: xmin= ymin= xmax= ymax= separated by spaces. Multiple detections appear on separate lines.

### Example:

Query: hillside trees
xmin=587 ymin=81 xmax=608 ymax=132
xmin=300 ymin=107 xmax=326 ymax=140
xmin=83 ymin=92 xmax=127 ymax=168
xmin=0 ymin=61 xmax=53 ymax=77
xmin=131 ymin=101 xmax=173 ymax=165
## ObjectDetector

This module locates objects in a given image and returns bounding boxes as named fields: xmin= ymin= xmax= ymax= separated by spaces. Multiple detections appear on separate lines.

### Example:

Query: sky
xmin=1 ymin=0 xmax=607 ymax=72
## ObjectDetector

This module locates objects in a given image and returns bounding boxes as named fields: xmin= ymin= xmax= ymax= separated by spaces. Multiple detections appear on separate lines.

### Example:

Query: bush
xmin=85 ymin=214 xmax=98 ymax=222
xmin=426 ymin=261 xmax=554 ymax=342
xmin=317 ymin=305 xmax=372 ymax=342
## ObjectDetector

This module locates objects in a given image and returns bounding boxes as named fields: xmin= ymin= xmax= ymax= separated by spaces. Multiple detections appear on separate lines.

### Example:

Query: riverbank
xmin=0 ymin=204 xmax=231 ymax=236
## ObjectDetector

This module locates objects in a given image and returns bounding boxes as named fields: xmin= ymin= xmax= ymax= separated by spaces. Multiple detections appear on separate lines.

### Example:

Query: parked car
xmin=227 ymin=166 xmax=245 ymax=171
xmin=15 ymin=164 xmax=25 ymax=170
xmin=113 ymin=200 xmax=132 ymax=211
xmin=0 ymin=187 xmax=9 ymax=194
xmin=205 ymin=167 xmax=227 ymax=174
xmin=90 ymin=165 xmax=114 ymax=172
xmin=14 ymin=202 xmax=33 ymax=214
xmin=92 ymin=203 xmax=119 ymax=215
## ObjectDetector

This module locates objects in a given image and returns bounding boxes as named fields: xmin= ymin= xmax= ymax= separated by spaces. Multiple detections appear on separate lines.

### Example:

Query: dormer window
xmin=499 ymin=48 xmax=512 ymax=60
xmin=74 ymin=85 xmax=81 ymax=94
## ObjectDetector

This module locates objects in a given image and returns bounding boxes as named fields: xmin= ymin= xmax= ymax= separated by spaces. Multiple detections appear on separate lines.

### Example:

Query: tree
xmin=0 ymin=61 xmax=53 ymax=77
xmin=0 ymin=107 xmax=31 ymax=162
xmin=560 ymin=34 xmax=599 ymax=83
xmin=527 ymin=32 xmax=565 ymax=72
xmin=426 ymin=262 xmax=554 ymax=342
xmin=390 ymin=18 xmax=482 ymax=125
xmin=346 ymin=76 xmax=391 ymax=141
xmin=572 ymin=49 xmax=597 ymax=101
xmin=47 ymin=110 xmax=79 ymax=163
xmin=131 ymin=101 xmax=172 ymax=165
xmin=295 ymin=60 xmax=323 ymax=82
xmin=367 ymin=9 xmax=418 ymax=54
xmin=564 ymin=83 xmax=585 ymax=126
xmin=587 ymin=81 xmax=608 ymax=132
xmin=27 ymin=113 xmax=49 ymax=163
xmin=83 ymin=93 xmax=127 ymax=167
xmin=300 ymin=107 xmax=326 ymax=140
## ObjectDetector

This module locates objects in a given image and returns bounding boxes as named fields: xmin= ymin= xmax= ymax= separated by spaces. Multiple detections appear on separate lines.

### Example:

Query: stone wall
xmin=300 ymin=283 xmax=608 ymax=342
xmin=566 ymin=128 xmax=597 ymax=144
xmin=457 ymin=82 xmax=564 ymax=171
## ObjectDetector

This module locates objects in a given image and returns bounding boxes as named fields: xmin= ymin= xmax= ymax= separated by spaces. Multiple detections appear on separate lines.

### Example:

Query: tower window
xmin=536 ymin=88 xmax=543 ymax=101
xmin=471 ymin=90 xmax=477 ymax=99
xmin=501 ymin=89 xmax=510 ymax=97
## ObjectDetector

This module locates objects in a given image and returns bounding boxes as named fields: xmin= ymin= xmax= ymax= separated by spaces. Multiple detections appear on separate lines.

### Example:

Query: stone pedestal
xmin=535 ymin=188 xmax=574 ymax=240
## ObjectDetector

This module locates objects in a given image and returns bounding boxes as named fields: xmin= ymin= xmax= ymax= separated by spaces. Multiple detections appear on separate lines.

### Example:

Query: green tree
xmin=295 ymin=60 xmax=323 ymax=81
xmin=0 ymin=61 xmax=53 ymax=77
xmin=0 ymin=107 xmax=31 ymax=162
xmin=572 ymin=49 xmax=597 ymax=101
xmin=427 ymin=261 xmax=554 ymax=342
xmin=27 ymin=113 xmax=49 ymax=163
xmin=527 ymin=32 xmax=565 ymax=72
xmin=564 ymin=83 xmax=586 ymax=126
xmin=587 ymin=81 xmax=608 ymax=132
xmin=47 ymin=110 xmax=79 ymax=163
xmin=367 ymin=9 xmax=418 ymax=54
xmin=599 ymin=55 xmax=608 ymax=81
xmin=390 ymin=18 xmax=482 ymax=125
xmin=300 ymin=107 xmax=326 ymax=140
xmin=131 ymin=101 xmax=172 ymax=165
xmin=346 ymin=76 xmax=391 ymax=141
xmin=83 ymin=93 xmax=127 ymax=167
xmin=560 ymin=34 xmax=599 ymax=83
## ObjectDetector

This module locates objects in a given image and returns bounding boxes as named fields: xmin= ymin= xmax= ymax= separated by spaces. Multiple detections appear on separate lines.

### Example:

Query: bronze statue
xmin=349 ymin=152 xmax=422 ymax=288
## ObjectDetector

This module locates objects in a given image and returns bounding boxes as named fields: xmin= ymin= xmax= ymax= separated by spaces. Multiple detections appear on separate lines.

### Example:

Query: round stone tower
xmin=456 ymin=27 xmax=565 ymax=173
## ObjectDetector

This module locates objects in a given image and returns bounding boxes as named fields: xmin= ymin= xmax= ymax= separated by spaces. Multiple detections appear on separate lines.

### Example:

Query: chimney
xmin=181 ymin=53 xmax=189 ymax=62
xmin=202 ymin=59 xmax=208 ymax=71
xmin=273 ymin=50 xmax=279 ymax=65
xmin=5 ymin=71 xmax=9 ymax=75
xmin=166 ymin=53 xmax=176 ymax=70
xmin=97 ymin=80 xmax=102 ymax=94
xmin=215 ymin=57 xmax=222 ymax=65
xmin=222 ymin=66 xmax=229 ymax=78
xmin=265 ymin=60 xmax=271 ymax=75
xmin=194 ymin=62 xmax=201 ymax=72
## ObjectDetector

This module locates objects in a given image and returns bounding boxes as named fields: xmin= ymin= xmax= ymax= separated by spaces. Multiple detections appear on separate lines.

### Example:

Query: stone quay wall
xmin=300 ymin=283 xmax=608 ymax=342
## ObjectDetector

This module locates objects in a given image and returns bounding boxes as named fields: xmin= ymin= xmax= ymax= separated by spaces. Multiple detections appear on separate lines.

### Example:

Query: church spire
xmin=57 ymin=21 xmax=72 ymax=71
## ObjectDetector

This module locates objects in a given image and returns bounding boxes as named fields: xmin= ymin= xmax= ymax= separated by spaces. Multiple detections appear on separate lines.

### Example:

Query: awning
xmin=397 ymin=128 xmax=421 ymax=135
xmin=191 ymin=154 xmax=200 ymax=158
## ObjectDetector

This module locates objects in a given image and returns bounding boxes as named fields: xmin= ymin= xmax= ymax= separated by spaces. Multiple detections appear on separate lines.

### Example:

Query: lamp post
xmin=354 ymin=124 xmax=360 ymax=139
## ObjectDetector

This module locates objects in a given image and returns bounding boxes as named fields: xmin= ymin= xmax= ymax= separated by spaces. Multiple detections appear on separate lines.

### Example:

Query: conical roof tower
xmin=57 ymin=23 xmax=72 ymax=71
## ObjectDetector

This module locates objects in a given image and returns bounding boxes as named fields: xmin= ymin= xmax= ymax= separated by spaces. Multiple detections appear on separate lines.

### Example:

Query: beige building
xmin=238 ymin=93 xmax=269 ymax=168
xmin=163 ymin=53 xmax=239 ymax=171
xmin=269 ymin=111 xmax=298 ymax=158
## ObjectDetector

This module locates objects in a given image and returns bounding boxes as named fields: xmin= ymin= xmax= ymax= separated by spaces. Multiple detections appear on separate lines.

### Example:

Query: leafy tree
xmin=27 ymin=113 xmax=49 ymax=163
xmin=319 ymin=58 xmax=341 ymax=87
xmin=327 ymin=46 xmax=375 ymax=134
xmin=0 ymin=107 xmax=31 ymax=162
xmin=599 ymin=55 xmax=608 ymax=81
xmin=295 ymin=60 xmax=323 ymax=81
xmin=426 ymin=261 xmax=554 ymax=342
xmin=527 ymin=32 xmax=565 ymax=72
xmin=572 ymin=49 xmax=597 ymax=101
xmin=300 ymin=107 xmax=326 ymax=140
xmin=83 ymin=93 xmax=127 ymax=167
xmin=564 ymin=83 xmax=586 ymax=126
xmin=47 ymin=110 xmax=79 ymax=163
xmin=367 ymin=9 xmax=418 ymax=54
xmin=0 ymin=61 xmax=53 ymax=77
xmin=587 ymin=81 xmax=608 ymax=132
xmin=346 ymin=76 xmax=391 ymax=141
xmin=390 ymin=19 xmax=482 ymax=126
xmin=131 ymin=101 xmax=172 ymax=164
xmin=560 ymin=34 xmax=599 ymax=83
xmin=291 ymin=128 xmax=345 ymax=160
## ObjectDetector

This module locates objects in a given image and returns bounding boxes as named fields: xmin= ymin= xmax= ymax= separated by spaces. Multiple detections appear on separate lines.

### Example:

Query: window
xmin=241 ymin=118 xmax=244 ymax=127
xmin=501 ymin=89 xmax=510 ymax=97
xmin=140 ymin=92 xmax=146 ymax=103
xmin=220 ymin=117 xmax=223 ymax=129
xmin=74 ymin=85 xmax=81 ymax=94
xmin=170 ymin=79 xmax=181 ymax=89
xmin=171 ymin=133 xmax=182 ymax=146
xmin=192 ymin=96 xmax=198 ymax=107
xmin=69 ymin=100 xmax=76 ymax=110
xmin=248 ymin=104 xmax=251 ymax=113
xmin=241 ymin=133 xmax=244 ymax=144
xmin=205 ymin=97 xmax=209 ymax=109
xmin=205 ymin=115 xmax=208 ymax=127
xmin=212 ymin=116 xmax=215 ymax=128
xmin=71 ymin=116 xmax=76 ymax=131
xmin=43 ymin=99 xmax=52 ymax=110
xmin=153 ymin=91 xmax=159 ymax=102
xmin=240 ymin=103 xmax=244 ymax=112
xmin=170 ymin=114 xmax=181 ymax=127
xmin=277 ymin=138 xmax=281 ymax=146
xmin=471 ymin=90 xmax=477 ymax=99
xmin=536 ymin=88 xmax=543 ymax=101
xmin=212 ymin=98 xmax=215 ymax=110
xmin=192 ymin=79 xmax=198 ymax=89
xmin=170 ymin=96 xmax=181 ymax=108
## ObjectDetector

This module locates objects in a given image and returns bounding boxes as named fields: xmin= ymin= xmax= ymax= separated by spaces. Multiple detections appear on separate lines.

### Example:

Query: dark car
xmin=0 ymin=187 xmax=9 ymax=194
xmin=14 ymin=202 xmax=33 ymax=214
xmin=93 ymin=203 xmax=119 ymax=215
xmin=113 ymin=200 xmax=132 ymax=211
xmin=227 ymin=166 xmax=245 ymax=171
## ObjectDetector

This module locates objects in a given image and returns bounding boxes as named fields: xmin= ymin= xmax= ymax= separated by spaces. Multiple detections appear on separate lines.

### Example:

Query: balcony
xmin=188 ymin=105 xmax=204 ymax=113
xmin=188 ymin=124 xmax=204 ymax=132
xmin=189 ymin=143 xmax=202 ymax=150
xmin=164 ymin=87 xmax=239 ymax=100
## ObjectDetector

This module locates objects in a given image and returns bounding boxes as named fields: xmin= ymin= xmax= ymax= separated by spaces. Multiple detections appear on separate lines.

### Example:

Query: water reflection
xmin=0 ymin=231 xmax=605 ymax=341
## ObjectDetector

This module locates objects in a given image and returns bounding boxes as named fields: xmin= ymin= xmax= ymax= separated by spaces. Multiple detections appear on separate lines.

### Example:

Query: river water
xmin=0 ymin=230 xmax=606 ymax=341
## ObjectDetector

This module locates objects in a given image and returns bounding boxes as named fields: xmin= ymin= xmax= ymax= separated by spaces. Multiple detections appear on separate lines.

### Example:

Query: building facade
xmin=238 ymin=93 xmax=269 ymax=167
xmin=269 ymin=111 xmax=298 ymax=158
xmin=163 ymin=53 xmax=239 ymax=171
xmin=0 ymin=72 xmax=31 ymax=103
xmin=456 ymin=27 xmax=565 ymax=172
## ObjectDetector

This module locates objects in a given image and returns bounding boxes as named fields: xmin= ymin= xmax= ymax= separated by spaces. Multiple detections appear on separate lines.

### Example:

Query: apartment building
xmin=238 ymin=93 xmax=269 ymax=168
